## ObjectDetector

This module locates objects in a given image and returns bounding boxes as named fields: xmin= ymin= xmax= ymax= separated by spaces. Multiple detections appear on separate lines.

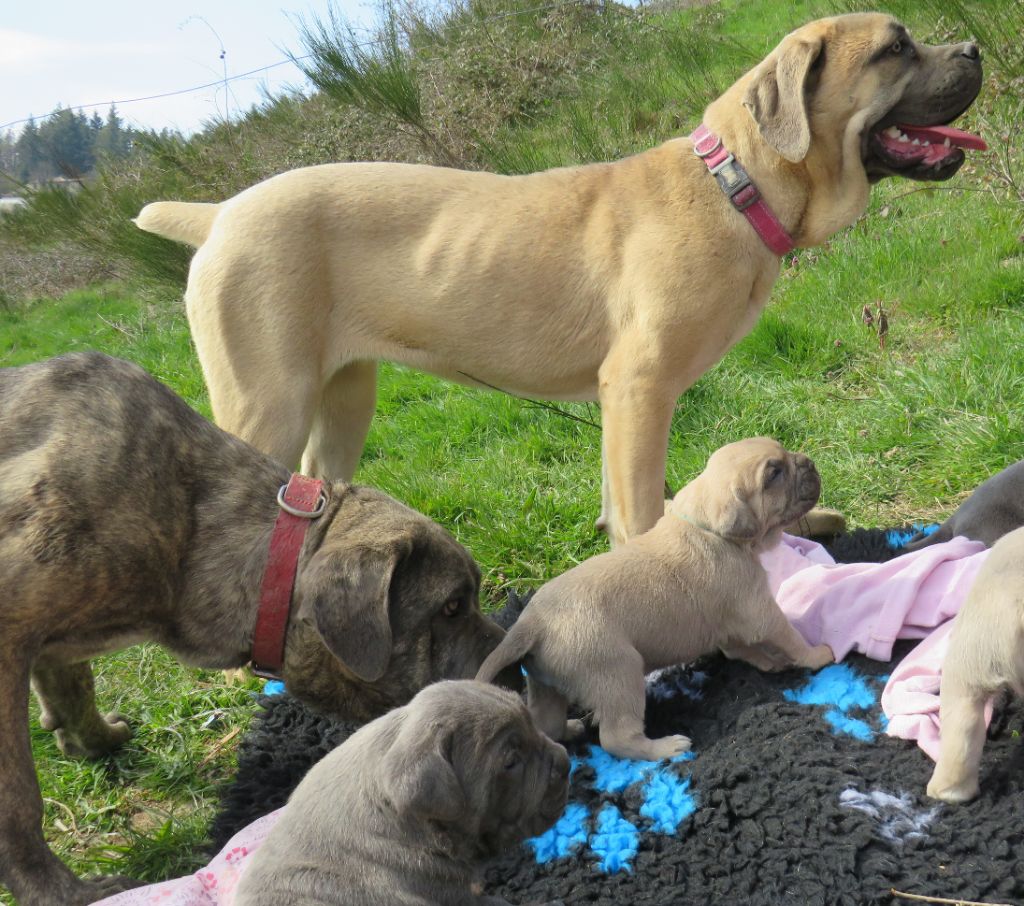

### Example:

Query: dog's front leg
xmin=0 ymin=658 xmax=127 ymax=905
xmin=596 ymin=433 xmax=613 ymax=536
xmin=598 ymin=347 xmax=676 ymax=546
xmin=752 ymin=602 xmax=834 ymax=671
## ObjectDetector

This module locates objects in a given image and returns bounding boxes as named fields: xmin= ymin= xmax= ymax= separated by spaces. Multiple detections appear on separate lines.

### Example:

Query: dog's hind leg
xmin=31 ymin=659 xmax=132 ymax=759
xmin=301 ymin=361 xmax=378 ymax=481
xmin=591 ymin=648 xmax=690 ymax=761
xmin=526 ymin=673 xmax=579 ymax=742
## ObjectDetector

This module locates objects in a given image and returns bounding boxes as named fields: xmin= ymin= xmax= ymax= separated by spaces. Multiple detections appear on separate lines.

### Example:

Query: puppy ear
xmin=381 ymin=721 xmax=466 ymax=823
xmin=709 ymin=488 xmax=761 ymax=541
xmin=743 ymin=35 xmax=823 ymax=163
xmin=299 ymin=542 xmax=408 ymax=682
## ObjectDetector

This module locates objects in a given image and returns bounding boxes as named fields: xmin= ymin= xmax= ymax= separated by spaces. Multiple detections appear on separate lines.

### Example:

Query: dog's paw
xmin=926 ymin=770 xmax=980 ymax=804
xmin=648 ymin=734 xmax=692 ymax=760
xmin=55 ymin=712 xmax=133 ymax=758
xmin=60 ymin=874 xmax=144 ymax=905
xmin=805 ymin=643 xmax=835 ymax=670
xmin=563 ymin=719 xmax=588 ymax=742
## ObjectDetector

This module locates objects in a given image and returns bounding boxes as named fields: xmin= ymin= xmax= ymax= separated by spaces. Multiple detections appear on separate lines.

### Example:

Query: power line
xmin=0 ymin=55 xmax=313 ymax=133
xmin=0 ymin=0 xmax=594 ymax=134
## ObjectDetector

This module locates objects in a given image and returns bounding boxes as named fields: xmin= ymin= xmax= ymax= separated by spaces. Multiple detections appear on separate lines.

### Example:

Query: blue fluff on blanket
xmin=527 ymin=745 xmax=696 ymax=873
xmin=784 ymin=664 xmax=886 ymax=741
xmin=886 ymin=522 xmax=939 ymax=549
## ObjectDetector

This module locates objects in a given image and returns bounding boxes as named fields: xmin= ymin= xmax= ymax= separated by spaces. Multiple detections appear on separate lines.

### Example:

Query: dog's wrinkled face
xmin=282 ymin=486 xmax=506 ymax=721
xmin=379 ymin=681 xmax=570 ymax=855
xmin=743 ymin=13 xmax=984 ymax=182
xmin=676 ymin=437 xmax=820 ymax=548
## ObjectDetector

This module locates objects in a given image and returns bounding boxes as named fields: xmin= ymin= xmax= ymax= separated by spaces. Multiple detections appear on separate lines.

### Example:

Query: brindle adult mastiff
xmin=0 ymin=352 xmax=505 ymax=906
xmin=135 ymin=13 xmax=984 ymax=547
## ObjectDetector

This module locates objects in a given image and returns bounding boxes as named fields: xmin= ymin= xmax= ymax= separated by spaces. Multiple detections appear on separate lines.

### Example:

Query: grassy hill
xmin=0 ymin=0 xmax=1022 ymax=895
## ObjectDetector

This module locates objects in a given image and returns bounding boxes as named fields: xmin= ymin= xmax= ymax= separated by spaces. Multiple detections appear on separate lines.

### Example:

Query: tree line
xmin=0 ymin=106 xmax=139 ymax=192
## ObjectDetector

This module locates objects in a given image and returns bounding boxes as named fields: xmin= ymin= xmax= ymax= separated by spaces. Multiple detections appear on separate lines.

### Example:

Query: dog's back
xmin=0 ymin=352 xmax=284 ymax=642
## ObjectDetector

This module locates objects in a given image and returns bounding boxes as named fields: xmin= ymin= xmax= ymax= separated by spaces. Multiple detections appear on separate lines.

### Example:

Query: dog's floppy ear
xmin=743 ymin=34 xmax=823 ymax=163
xmin=707 ymin=487 xmax=761 ymax=541
xmin=380 ymin=719 xmax=467 ymax=823
xmin=299 ymin=541 xmax=409 ymax=682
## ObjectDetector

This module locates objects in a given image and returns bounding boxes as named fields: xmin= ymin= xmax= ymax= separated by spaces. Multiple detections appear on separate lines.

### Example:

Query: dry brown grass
xmin=0 ymin=235 xmax=111 ymax=308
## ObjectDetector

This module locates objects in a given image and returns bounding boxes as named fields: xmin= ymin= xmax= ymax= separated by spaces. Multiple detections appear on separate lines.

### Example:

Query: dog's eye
xmin=504 ymin=750 xmax=520 ymax=771
xmin=890 ymin=39 xmax=903 ymax=54
xmin=765 ymin=464 xmax=783 ymax=484
xmin=442 ymin=598 xmax=460 ymax=617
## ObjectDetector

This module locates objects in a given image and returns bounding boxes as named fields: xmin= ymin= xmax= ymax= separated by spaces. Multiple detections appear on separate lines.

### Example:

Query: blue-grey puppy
xmin=902 ymin=460 xmax=1024 ymax=552
xmin=235 ymin=681 xmax=570 ymax=906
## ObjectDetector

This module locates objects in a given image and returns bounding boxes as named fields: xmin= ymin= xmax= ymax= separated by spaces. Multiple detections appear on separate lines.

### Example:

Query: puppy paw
xmin=564 ymin=719 xmax=587 ymax=742
xmin=804 ymin=644 xmax=835 ymax=670
xmin=926 ymin=771 xmax=980 ymax=804
xmin=647 ymin=734 xmax=692 ymax=761
xmin=55 ymin=712 xmax=133 ymax=759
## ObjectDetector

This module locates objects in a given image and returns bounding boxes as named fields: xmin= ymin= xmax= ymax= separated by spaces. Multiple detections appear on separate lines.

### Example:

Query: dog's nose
xmin=960 ymin=42 xmax=980 ymax=61
xmin=550 ymin=743 xmax=571 ymax=782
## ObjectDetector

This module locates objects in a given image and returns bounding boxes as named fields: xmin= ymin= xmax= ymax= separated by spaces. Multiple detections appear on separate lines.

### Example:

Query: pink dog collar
xmin=691 ymin=124 xmax=796 ymax=257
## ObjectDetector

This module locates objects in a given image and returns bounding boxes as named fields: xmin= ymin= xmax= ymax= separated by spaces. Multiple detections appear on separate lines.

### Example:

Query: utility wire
xmin=0 ymin=0 xmax=592 ymax=134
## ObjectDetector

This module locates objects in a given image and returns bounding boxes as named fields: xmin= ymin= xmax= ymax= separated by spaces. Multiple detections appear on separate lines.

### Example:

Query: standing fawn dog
xmin=135 ymin=13 xmax=984 ymax=546
xmin=477 ymin=438 xmax=834 ymax=761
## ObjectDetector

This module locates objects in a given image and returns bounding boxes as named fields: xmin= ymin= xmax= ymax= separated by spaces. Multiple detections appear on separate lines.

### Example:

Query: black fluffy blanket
xmin=210 ymin=529 xmax=1024 ymax=905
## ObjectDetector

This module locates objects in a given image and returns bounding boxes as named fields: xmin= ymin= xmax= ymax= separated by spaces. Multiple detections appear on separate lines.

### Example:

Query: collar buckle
xmin=708 ymin=153 xmax=760 ymax=212
xmin=276 ymin=484 xmax=327 ymax=518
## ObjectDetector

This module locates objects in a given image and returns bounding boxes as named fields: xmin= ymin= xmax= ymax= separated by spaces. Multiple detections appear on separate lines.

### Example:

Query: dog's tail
xmin=901 ymin=522 xmax=953 ymax=553
xmin=134 ymin=201 xmax=220 ymax=247
xmin=475 ymin=621 xmax=538 ymax=685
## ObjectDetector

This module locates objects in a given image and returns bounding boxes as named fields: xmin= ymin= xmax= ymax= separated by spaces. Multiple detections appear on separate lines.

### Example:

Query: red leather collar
xmin=251 ymin=473 xmax=326 ymax=678
xmin=691 ymin=124 xmax=796 ymax=257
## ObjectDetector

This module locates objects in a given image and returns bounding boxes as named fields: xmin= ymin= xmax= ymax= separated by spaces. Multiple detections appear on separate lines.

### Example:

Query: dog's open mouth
xmin=865 ymin=122 xmax=987 ymax=181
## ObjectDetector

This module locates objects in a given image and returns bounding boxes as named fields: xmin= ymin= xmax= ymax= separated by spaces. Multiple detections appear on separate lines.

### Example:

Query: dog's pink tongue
xmin=899 ymin=124 xmax=988 ymax=151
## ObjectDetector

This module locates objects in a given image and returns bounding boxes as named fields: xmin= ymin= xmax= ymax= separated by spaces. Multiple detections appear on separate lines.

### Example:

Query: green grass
xmin=2 ymin=0 xmax=1023 ymax=898
xmin=25 ymin=649 xmax=261 ymax=888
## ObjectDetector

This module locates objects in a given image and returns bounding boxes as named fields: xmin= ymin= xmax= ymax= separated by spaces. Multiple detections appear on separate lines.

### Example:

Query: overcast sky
xmin=1 ymin=0 xmax=377 ymax=137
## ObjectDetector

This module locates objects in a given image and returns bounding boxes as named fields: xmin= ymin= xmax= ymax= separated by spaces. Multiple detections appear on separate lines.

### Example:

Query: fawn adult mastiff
xmin=136 ymin=13 xmax=984 ymax=546
xmin=0 ymin=353 xmax=505 ymax=906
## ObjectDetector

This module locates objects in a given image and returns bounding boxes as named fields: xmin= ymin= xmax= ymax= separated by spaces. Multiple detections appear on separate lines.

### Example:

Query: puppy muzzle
xmin=541 ymin=742 xmax=571 ymax=822
xmin=797 ymin=460 xmax=821 ymax=504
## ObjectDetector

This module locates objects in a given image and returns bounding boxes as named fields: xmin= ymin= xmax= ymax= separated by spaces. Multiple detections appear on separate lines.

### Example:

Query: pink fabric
xmin=91 ymin=809 xmax=283 ymax=905
xmin=760 ymin=534 xmax=989 ymax=760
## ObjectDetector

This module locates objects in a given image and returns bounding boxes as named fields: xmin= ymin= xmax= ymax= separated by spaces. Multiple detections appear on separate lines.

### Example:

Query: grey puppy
xmin=926 ymin=526 xmax=1024 ymax=803
xmin=902 ymin=459 xmax=1024 ymax=552
xmin=0 ymin=353 xmax=506 ymax=906
xmin=235 ymin=680 xmax=570 ymax=906
xmin=477 ymin=438 xmax=834 ymax=762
